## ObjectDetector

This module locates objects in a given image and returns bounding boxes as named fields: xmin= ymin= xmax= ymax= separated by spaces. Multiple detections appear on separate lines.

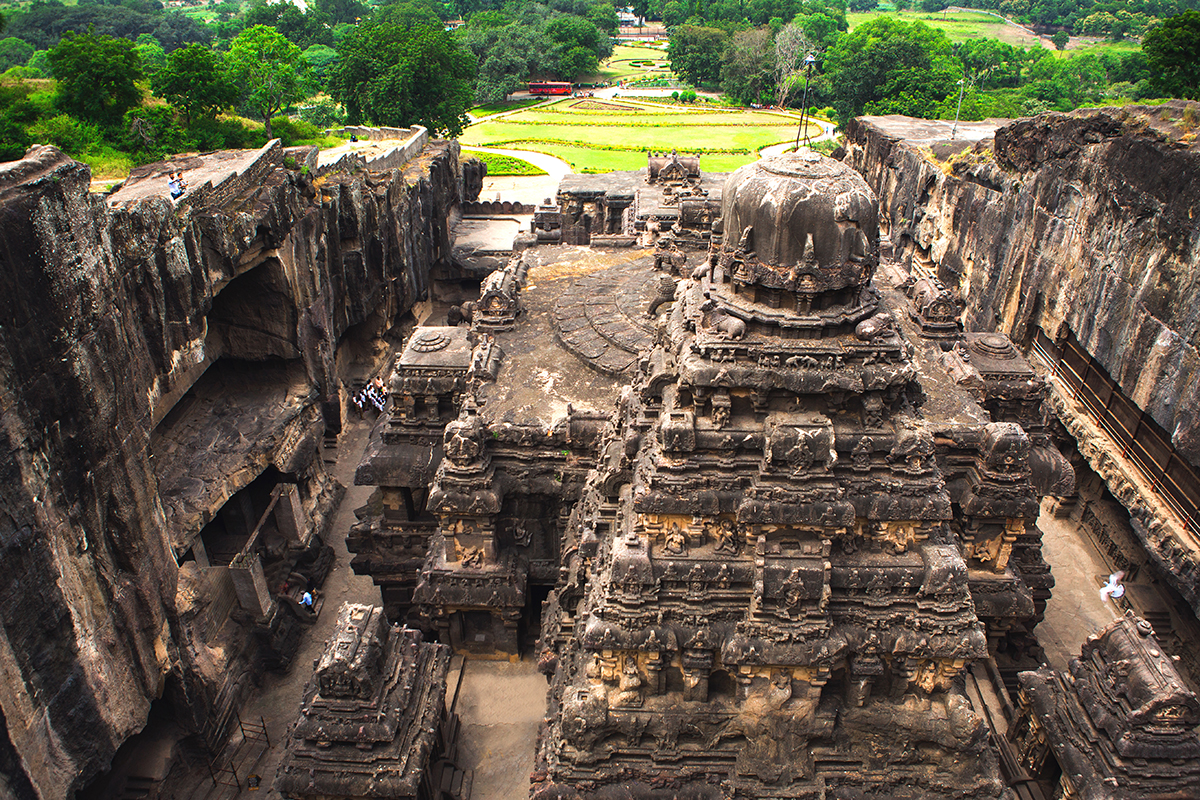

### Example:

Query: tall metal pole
xmin=951 ymin=77 xmax=964 ymax=140
xmin=793 ymin=54 xmax=817 ymax=151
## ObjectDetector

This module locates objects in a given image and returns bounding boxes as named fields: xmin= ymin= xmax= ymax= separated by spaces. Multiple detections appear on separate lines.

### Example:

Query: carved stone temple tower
xmin=532 ymin=151 xmax=1039 ymax=799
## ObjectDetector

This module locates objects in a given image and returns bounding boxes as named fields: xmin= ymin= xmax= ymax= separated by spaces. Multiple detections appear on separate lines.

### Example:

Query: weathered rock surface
xmin=0 ymin=140 xmax=481 ymax=798
xmin=843 ymin=106 xmax=1200 ymax=619
xmin=844 ymin=106 xmax=1200 ymax=465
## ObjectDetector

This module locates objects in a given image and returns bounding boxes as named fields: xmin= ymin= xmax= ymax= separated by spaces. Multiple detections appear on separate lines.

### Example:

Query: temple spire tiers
xmin=533 ymin=151 xmax=1029 ymax=799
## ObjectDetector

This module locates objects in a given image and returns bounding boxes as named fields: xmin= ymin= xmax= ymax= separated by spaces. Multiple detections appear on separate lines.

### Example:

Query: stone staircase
xmin=553 ymin=265 xmax=661 ymax=376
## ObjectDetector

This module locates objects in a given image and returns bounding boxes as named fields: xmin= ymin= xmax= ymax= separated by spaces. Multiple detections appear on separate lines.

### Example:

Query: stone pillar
xmin=274 ymin=483 xmax=308 ymax=545
xmin=228 ymin=554 xmax=273 ymax=618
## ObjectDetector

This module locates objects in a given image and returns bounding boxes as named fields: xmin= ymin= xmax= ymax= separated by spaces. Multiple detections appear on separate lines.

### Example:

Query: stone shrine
xmin=1008 ymin=613 xmax=1200 ymax=799
xmin=275 ymin=602 xmax=466 ymax=800
xmin=530 ymin=150 xmax=1064 ymax=799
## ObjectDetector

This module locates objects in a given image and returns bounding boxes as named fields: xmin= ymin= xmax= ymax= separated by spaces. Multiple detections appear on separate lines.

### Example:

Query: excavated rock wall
xmin=843 ymin=107 xmax=1200 ymax=464
xmin=0 ymin=141 xmax=481 ymax=799
xmin=842 ymin=106 xmax=1200 ymax=616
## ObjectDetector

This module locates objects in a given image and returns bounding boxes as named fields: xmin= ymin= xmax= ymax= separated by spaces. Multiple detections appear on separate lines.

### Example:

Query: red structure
xmin=528 ymin=81 xmax=573 ymax=95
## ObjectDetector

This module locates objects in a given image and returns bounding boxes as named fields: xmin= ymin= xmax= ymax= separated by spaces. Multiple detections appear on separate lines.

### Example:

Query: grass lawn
xmin=848 ymin=9 xmax=1046 ymax=48
xmin=592 ymin=44 xmax=675 ymax=84
xmin=476 ymin=142 xmax=778 ymax=174
xmin=470 ymin=98 xmax=547 ymax=117
xmin=460 ymin=149 xmax=547 ymax=176
xmin=1058 ymin=38 xmax=1142 ymax=56
xmin=459 ymin=98 xmax=819 ymax=173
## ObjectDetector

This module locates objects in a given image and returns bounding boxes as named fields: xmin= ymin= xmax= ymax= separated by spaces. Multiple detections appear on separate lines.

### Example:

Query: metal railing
xmin=1032 ymin=328 xmax=1200 ymax=536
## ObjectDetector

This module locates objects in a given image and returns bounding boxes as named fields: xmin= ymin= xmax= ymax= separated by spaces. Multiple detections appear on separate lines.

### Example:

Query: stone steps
xmin=553 ymin=266 xmax=662 ymax=376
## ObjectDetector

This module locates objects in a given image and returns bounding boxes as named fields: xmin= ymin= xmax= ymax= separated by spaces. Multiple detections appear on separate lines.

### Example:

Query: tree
xmin=894 ymin=0 xmax=911 ymax=11
xmin=820 ymin=17 xmax=959 ymax=124
xmin=225 ymin=26 xmax=309 ymax=141
xmin=314 ymin=0 xmax=369 ymax=26
xmin=722 ymin=28 xmax=774 ymax=105
xmin=134 ymin=33 xmax=166 ymax=81
xmin=1143 ymin=11 xmax=1200 ymax=100
xmin=774 ymin=21 xmax=814 ymax=107
xmin=849 ymin=0 xmax=876 ymax=11
xmin=546 ymin=15 xmax=611 ymax=62
xmin=662 ymin=0 xmax=688 ymax=26
xmin=0 ymin=37 xmax=33 ymax=72
xmin=330 ymin=11 xmax=475 ymax=136
xmin=49 ymin=29 xmax=142 ymax=125
xmin=1051 ymin=30 xmax=1068 ymax=50
xmin=154 ymin=43 xmax=237 ymax=123
xmin=302 ymin=43 xmax=340 ymax=85
xmin=560 ymin=45 xmax=599 ymax=79
xmin=244 ymin=0 xmax=334 ymax=48
xmin=586 ymin=2 xmax=619 ymax=35
xmin=668 ymin=25 xmax=729 ymax=85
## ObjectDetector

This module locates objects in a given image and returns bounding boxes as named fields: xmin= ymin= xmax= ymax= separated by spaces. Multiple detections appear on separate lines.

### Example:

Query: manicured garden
xmin=459 ymin=149 xmax=547 ymax=176
xmin=459 ymin=97 xmax=822 ymax=173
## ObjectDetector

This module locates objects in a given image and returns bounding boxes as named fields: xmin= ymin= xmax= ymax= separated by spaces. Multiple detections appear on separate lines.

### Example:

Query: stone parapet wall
xmin=316 ymin=126 xmax=430 ymax=177
xmin=186 ymin=138 xmax=285 ymax=208
xmin=332 ymin=124 xmax=425 ymax=142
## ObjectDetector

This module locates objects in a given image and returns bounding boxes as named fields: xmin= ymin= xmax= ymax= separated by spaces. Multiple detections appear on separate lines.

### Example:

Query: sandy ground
xmin=1035 ymin=499 xmax=1122 ymax=671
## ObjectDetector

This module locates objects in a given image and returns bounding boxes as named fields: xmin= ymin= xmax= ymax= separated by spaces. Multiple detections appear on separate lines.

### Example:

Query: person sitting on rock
xmin=301 ymin=591 xmax=314 ymax=609
xmin=168 ymin=173 xmax=183 ymax=200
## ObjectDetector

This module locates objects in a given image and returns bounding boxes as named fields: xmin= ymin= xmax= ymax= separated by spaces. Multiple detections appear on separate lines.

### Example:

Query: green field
xmin=459 ymin=98 xmax=821 ymax=173
xmin=593 ymin=44 xmax=675 ymax=85
xmin=848 ymin=9 xmax=1046 ymax=48
xmin=470 ymin=98 xmax=548 ymax=117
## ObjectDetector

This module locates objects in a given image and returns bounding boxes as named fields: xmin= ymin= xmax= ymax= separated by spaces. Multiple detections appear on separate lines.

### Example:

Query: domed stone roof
xmin=720 ymin=150 xmax=878 ymax=293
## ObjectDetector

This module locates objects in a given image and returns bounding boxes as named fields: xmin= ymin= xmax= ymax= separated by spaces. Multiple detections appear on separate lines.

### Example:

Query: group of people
xmin=352 ymin=376 xmax=388 ymax=416
xmin=167 ymin=170 xmax=188 ymax=200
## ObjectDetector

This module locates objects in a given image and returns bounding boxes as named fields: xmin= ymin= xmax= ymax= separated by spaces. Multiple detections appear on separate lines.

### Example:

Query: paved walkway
xmin=228 ymin=416 xmax=382 ymax=800
xmin=1036 ymin=500 xmax=1122 ymax=671
xmin=462 ymin=147 xmax=573 ymax=206
xmin=758 ymin=118 xmax=839 ymax=158
xmin=453 ymin=660 xmax=547 ymax=800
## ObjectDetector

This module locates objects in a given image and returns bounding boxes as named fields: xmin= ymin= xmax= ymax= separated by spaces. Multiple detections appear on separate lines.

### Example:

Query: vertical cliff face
xmin=843 ymin=106 xmax=1200 ymax=464
xmin=0 ymin=140 xmax=481 ymax=798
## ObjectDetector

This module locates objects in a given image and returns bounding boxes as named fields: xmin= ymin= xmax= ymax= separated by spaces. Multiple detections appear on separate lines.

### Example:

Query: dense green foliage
xmin=226 ymin=25 xmax=310 ymax=140
xmin=244 ymin=0 xmax=334 ymax=48
xmin=821 ymin=17 xmax=959 ymax=121
xmin=668 ymin=25 xmax=730 ymax=84
xmin=940 ymin=0 xmax=1197 ymax=36
xmin=456 ymin=0 xmax=616 ymax=102
xmin=49 ymin=29 xmax=142 ymax=125
xmin=330 ymin=4 xmax=475 ymax=135
xmin=0 ymin=0 xmax=1192 ymax=180
xmin=153 ymin=44 xmax=237 ymax=124
xmin=1143 ymin=10 xmax=1200 ymax=97
xmin=6 ymin=0 xmax=210 ymax=52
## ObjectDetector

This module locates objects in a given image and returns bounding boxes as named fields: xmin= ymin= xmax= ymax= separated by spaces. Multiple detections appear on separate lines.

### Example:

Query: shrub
xmin=121 ymin=106 xmax=190 ymax=162
xmin=1 ymin=66 xmax=43 ymax=80
xmin=0 ymin=116 xmax=32 ymax=160
xmin=190 ymin=116 xmax=266 ymax=151
xmin=27 ymin=113 xmax=103 ymax=154
xmin=679 ymin=89 xmax=698 ymax=103
xmin=269 ymin=115 xmax=322 ymax=146
xmin=1182 ymin=107 xmax=1198 ymax=132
